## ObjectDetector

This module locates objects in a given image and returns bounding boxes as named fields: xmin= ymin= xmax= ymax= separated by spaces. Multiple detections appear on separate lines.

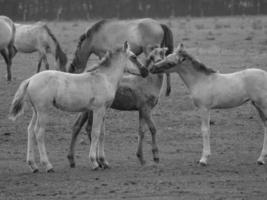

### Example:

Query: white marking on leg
xmin=35 ymin=113 xmax=53 ymax=171
xmin=89 ymin=107 xmax=105 ymax=170
xmin=27 ymin=110 xmax=38 ymax=172
xmin=258 ymin=122 xmax=267 ymax=164
xmin=199 ymin=108 xmax=211 ymax=165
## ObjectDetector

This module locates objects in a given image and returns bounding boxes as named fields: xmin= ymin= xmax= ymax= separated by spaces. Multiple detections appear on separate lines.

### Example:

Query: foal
xmin=9 ymin=42 xmax=148 ymax=172
xmin=150 ymin=44 xmax=267 ymax=166
xmin=67 ymin=47 xmax=168 ymax=168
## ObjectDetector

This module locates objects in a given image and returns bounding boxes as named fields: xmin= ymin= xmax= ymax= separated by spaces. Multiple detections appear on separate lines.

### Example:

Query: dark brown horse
xmin=67 ymin=47 xmax=167 ymax=168
xmin=68 ymin=18 xmax=173 ymax=96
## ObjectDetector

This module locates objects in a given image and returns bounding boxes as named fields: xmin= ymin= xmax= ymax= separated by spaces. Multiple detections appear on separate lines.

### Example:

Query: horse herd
xmin=1 ymin=15 xmax=267 ymax=173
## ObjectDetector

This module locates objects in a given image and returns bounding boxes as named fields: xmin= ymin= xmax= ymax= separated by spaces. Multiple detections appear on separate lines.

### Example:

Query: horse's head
xmin=123 ymin=41 xmax=148 ymax=78
xmin=150 ymin=43 xmax=186 ymax=74
xmin=144 ymin=46 xmax=168 ymax=70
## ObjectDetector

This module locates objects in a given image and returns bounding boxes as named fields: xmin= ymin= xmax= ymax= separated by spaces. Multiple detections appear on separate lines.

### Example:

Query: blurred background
xmin=1 ymin=0 xmax=267 ymax=21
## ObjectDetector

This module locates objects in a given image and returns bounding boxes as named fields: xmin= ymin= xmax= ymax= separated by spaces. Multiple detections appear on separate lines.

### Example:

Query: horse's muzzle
xmin=140 ymin=67 xmax=149 ymax=78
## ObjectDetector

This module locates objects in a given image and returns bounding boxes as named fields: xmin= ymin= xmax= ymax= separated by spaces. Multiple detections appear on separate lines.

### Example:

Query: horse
xmin=9 ymin=42 xmax=148 ymax=173
xmin=0 ymin=16 xmax=16 ymax=81
xmin=13 ymin=22 xmax=67 ymax=72
xmin=150 ymin=43 xmax=267 ymax=166
xmin=67 ymin=18 xmax=173 ymax=96
xmin=67 ymin=46 xmax=168 ymax=168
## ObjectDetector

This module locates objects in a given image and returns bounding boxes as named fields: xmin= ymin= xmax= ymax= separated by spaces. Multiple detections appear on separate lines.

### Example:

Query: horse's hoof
xmin=47 ymin=168 xmax=55 ymax=173
xmin=70 ymin=163 xmax=76 ymax=168
xmin=198 ymin=161 xmax=207 ymax=167
xmin=153 ymin=157 xmax=160 ymax=163
xmin=32 ymin=168 xmax=39 ymax=173
xmin=100 ymin=163 xmax=110 ymax=170
xmin=257 ymin=160 xmax=265 ymax=165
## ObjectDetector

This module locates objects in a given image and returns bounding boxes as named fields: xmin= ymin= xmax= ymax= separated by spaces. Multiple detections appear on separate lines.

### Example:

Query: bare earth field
xmin=1 ymin=16 xmax=267 ymax=200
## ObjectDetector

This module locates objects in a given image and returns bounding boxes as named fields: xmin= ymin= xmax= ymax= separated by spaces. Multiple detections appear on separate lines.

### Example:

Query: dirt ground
xmin=1 ymin=16 xmax=267 ymax=200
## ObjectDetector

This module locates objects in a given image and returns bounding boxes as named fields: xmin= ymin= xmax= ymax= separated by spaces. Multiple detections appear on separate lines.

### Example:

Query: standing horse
xmin=13 ymin=22 xmax=67 ymax=72
xmin=150 ymin=44 xmax=267 ymax=166
xmin=67 ymin=47 xmax=168 ymax=168
xmin=9 ymin=42 xmax=148 ymax=173
xmin=68 ymin=18 xmax=173 ymax=96
xmin=0 ymin=16 xmax=16 ymax=81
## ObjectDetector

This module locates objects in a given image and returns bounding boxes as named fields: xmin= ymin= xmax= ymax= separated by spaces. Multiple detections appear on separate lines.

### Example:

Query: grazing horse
xmin=13 ymin=22 xmax=67 ymax=72
xmin=150 ymin=44 xmax=267 ymax=166
xmin=0 ymin=16 xmax=16 ymax=81
xmin=9 ymin=42 xmax=148 ymax=173
xmin=67 ymin=47 xmax=168 ymax=168
xmin=68 ymin=18 xmax=173 ymax=96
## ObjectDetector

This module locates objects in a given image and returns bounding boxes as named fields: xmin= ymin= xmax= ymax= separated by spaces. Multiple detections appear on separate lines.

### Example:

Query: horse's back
xmin=15 ymin=22 xmax=48 ymax=52
xmin=0 ymin=16 xmax=13 ymax=49
xmin=91 ymin=18 xmax=164 ymax=53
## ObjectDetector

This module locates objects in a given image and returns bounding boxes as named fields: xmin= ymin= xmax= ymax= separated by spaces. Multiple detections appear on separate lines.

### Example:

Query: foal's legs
xmin=67 ymin=112 xmax=89 ymax=168
xmin=252 ymin=103 xmax=267 ymax=165
xmin=199 ymin=108 xmax=211 ymax=166
xmin=165 ymin=73 xmax=171 ymax=96
xmin=35 ymin=111 xmax=53 ymax=172
xmin=142 ymin=109 xmax=159 ymax=163
xmin=97 ymin=117 xmax=110 ymax=169
xmin=89 ymin=107 xmax=105 ymax=170
xmin=136 ymin=111 xmax=146 ymax=165
xmin=27 ymin=109 xmax=38 ymax=172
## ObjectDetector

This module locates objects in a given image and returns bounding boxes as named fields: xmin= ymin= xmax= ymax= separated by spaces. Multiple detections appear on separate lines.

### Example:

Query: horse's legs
xmin=199 ymin=108 xmax=211 ymax=166
xmin=0 ymin=49 xmax=12 ymax=81
xmin=35 ymin=111 xmax=53 ymax=172
xmin=136 ymin=111 xmax=146 ymax=165
xmin=97 ymin=117 xmax=110 ymax=169
xmin=85 ymin=111 xmax=93 ymax=142
xmin=165 ymin=73 xmax=171 ymax=96
xmin=37 ymin=53 xmax=44 ymax=73
xmin=42 ymin=54 xmax=49 ymax=70
xmin=252 ymin=103 xmax=267 ymax=164
xmin=27 ymin=109 xmax=38 ymax=173
xmin=143 ymin=109 xmax=159 ymax=163
xmin=67 ymin=112 xmax=89 ymax=168
xmin=88 ymin=107 xmax=105 ymax=170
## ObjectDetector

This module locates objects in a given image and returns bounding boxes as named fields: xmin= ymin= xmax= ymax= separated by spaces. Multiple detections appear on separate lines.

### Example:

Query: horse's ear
xmin=175 ymin=43 xmax=184 ymax=54
xmin=163 ymin=47 xmax=168 ymax=54
xmin=123 ymin=41 xmax=130 ymax=52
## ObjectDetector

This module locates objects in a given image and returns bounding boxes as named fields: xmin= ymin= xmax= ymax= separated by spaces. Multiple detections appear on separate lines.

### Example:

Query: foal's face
xmin=145 ymin=47 xmax=168 ymax=70
xmin=150 ymin=44 xmax=189 ymax=74
xmin=124 ymin=43 xmax=148 ymax=77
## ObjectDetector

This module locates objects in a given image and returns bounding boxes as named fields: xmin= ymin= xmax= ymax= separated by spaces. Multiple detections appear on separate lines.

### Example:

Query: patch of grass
xmin=195 ymin=24 xmax=205 ymax=30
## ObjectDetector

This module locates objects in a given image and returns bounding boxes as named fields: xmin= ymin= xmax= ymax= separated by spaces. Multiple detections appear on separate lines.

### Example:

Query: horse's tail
xmin=43 ymin=24 xmax=67 ymax=71
xmin=9 ymin=79 xmax=30 ymax=121
xmin=160 ymin=24 xmax=174 ymax=97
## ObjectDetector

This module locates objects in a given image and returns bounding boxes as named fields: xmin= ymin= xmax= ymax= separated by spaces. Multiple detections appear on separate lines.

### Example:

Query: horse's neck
xmin=72 ymin=40 xmax=93 ymax=72
xmin=102 ymin=56 xmax=126 ymax=87
xmin=176 ymin=65 xmax=211 ymax=91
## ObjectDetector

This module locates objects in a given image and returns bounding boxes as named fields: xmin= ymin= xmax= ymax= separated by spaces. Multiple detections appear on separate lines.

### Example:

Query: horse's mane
xmin=71 ymin=20 xmax=107 ymax=71
xmin=76 ymin=19 xmax=107 ymax=52
xmin=85 ymin=47 xmax=123 ymax=72
xmin=43 ymin=24 xmax=67 ymax=70
xmin=180 ymin=50 xmax=216 ymax=75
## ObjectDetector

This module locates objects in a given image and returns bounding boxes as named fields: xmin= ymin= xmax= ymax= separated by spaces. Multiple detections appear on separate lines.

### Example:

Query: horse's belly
xmin=111 ymin=87 xmax=138 ymax=110
xmin=0 ymin=27 xmax=12 ymax=49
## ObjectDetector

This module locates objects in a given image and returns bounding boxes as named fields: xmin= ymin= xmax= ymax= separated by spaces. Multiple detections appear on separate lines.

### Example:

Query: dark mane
xmin=180 ymin=51 xmax=216 ymax=75
xmin=85 ymin=47 xmax=123 ymax=72
xmin=70 ymin=20 xmax=108 ymax=72
xmin=76 ymin=19 xmax=107 ymax=53
xmin=43 ymin=24 xmax=67 ymax=71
